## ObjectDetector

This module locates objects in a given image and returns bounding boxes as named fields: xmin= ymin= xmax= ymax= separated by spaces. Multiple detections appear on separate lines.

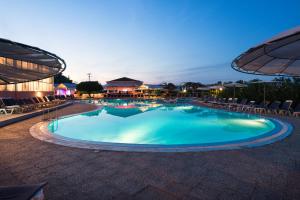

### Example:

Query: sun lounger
xmin=234 ymin=99 xmax=248 ymax=111
xmin=267 ymin=101 xmax=281 ymax=114
xmin=13 ymin=99 xmax=32 ymax=112
xmin=292 ymin=103 xmax=300 ymax=117
xmin=241 ymin=101 xmax=255 ymax=112
xmin=278 ymin=100 xmax=293 ymax=115
xmin=226 ymin=98 xmax=239 ymax=110
xmin=253 ymin=101 xmax=269 ymax=114
xmin=47 ymin=95 xmax=61 ymax=105
xmin=0 ymin=182 xmax=47 ymax=200
xmin=0 ymin=106 xmax=14 ymax=115
xmin=0 ymin=98 xmax=24 ymax=113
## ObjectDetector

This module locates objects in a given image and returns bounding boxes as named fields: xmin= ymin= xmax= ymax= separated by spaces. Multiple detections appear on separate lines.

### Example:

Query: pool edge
xmin=30 ymin=117 xmax=293 ymax=152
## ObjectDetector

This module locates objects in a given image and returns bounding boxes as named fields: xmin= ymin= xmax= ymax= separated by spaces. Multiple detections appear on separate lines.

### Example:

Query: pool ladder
xmin=42 ymin=107 xmax=59 ymax=121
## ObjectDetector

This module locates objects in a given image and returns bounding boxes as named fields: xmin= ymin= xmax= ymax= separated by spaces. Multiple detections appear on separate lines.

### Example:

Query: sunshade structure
xmin=0 ymin=38 xmax=66 ymax=84
xmin=232 ymin=26 xmax=300 ymax=77
xmin=224 ymin=83 xmax=247 ymax=98
xmin=196 ymin=87 xmax=210 ymax=91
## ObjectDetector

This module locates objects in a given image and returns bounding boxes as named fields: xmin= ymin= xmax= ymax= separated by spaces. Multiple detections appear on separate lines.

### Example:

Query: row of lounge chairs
xmin=0 ymin=95 xmax=68 ymax=115
xmin=203 ymin=97 xmax=300 ymax=117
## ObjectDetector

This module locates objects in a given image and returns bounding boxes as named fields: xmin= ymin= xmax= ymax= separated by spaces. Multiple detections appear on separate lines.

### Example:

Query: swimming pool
xmin=40 ymin=99 xmax=292 ymax=152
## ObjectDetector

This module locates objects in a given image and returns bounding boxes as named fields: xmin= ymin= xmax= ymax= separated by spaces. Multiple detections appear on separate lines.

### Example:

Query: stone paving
xmin=0 ymin=103 xmax=300 ymax=200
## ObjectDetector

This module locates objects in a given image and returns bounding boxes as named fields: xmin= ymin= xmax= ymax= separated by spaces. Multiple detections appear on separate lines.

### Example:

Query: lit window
xmin=16 ymin=60 xmax=22 ymax=68
xmin=0 ymin=57 xmax=5 ymax=64
xmin=6 ymin=58 xmax=13 ymax=66
xmin=22 ymin=61 xmax=28 ymax=69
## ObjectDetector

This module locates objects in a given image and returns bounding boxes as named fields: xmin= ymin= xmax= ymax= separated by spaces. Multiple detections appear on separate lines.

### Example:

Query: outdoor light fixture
xmin=35 ymin=91 xmax=42 ymax=97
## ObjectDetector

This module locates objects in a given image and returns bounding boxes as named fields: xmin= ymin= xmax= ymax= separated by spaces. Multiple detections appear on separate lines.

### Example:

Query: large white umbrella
xmin=197 ymin=87 xmax=210 ymax=91
xmin=232 ymin=26 xmax=300 ymax=77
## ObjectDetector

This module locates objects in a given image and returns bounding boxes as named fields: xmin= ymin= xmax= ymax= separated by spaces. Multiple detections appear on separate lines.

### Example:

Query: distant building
xmin=54 ymin=83 xmax=77 ymax=96
xmin=105 ymin=77 xmax=143 ymax=94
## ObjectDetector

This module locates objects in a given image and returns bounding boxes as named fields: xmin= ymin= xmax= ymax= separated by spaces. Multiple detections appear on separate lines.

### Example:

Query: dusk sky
xmin=1 ymin=0 xmax=299 ymax=84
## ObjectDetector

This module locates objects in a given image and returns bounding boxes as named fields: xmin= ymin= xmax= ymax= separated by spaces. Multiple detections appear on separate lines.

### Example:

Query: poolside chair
xmin=37 ymin=97 xmax=51 ymax=107
xmin=0 ymin=101 xmax=14 ymax=115
xmin=267 ymin=101 xmax=281 ymax=114
xmin=234 ymin=99 xmax=247 ymax=111
xmin=253 ymin=101 xmax=269 ymax=114
xmin=213 ymin=98 xmax=227 ymax=108
xmin=278 ymin=100 xmax=293 ymax=115
xmin=31 ymin=97 xmax=45 ymax=108
xmin=42 ymin=96 xmax=57 ymax=106
xmin=24 ymin=99 xmax=38 ymax=110
xmin=47 ymin=95 xmax=60 ymax=105
xmin=0 ymin=182 xmax=47 ymax=200
xmin=227 ymin=98 xmax=239 ymax=110
xmin=292 ymin=103 xmax=300 ymax=117
xmin=1 ymin=98 xmax=24 ymax=113
xmin=13 ymin=99 xmax=32 ymax=112
xmin=242 ymin=100 xmax=255 ymax=112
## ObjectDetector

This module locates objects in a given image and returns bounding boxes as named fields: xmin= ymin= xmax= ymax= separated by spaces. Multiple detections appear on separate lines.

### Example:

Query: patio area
xmin=0 ymin=103 xmax=299 ymax=200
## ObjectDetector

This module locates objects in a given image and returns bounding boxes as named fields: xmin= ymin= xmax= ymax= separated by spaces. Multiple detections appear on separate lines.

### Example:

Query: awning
xmin=0 ymin=38 xmax=66 ymax=84
xmin=232 ymin=26 xmax=300 ymax=77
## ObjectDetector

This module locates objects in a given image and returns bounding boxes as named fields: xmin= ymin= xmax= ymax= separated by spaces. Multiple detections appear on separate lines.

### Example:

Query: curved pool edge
xmin=30 ymin=117 xmax=293 ymax=152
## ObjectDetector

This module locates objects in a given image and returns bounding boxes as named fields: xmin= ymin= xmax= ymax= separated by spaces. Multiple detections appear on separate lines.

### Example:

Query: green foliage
xmin=54 ymin=73 xmax=73 ymax=83
xmin=182 ymin=82 xmax=205 ymax=91
xmin=76 ymin=81 xmax=103 ymax=96
xmin=163 ymin=83 xmax=177 ymax=91
xmin=219 ymin=78 xmax=300 ymax=103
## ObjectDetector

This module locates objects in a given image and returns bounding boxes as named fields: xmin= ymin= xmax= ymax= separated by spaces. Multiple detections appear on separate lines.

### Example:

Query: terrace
xmin=1 ymin=103 xmax=300 ymax=199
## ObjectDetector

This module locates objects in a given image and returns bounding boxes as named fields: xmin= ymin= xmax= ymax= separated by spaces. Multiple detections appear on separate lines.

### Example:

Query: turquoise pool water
xmin=48 ymin=99 xmax=278 ymax=146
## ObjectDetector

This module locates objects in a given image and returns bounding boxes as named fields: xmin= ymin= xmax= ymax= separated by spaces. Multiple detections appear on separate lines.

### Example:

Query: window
xmin=0 ymin=77 xmax=54 ymax=92
xmin=16 ymin=60 xmax=22 ymax=68
xmin=0 ymin=57 xmax=5 ymax=65
xmin=22 ymin=61 xmax=28 ymax=70
xmin=6 ymin=58 xmax=13 ymax=66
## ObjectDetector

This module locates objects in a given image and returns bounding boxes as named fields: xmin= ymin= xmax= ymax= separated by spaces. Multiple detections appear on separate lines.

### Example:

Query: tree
xmin=54 ymin=73 xmax=73 ymax=83
xmin=163 ymin=83 xmax=177 ymax=91
xmin=236 ymin=80 xmax=245 ymax=84
xmin=182 ymin=82 xmax=205 ymax=91
xmin=76 ymin=81 xmax=103 ymax=97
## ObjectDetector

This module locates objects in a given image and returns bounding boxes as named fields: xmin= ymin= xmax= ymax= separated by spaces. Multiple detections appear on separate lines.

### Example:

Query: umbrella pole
xmin=234 ymin=86 xmax=235 ymax=98
xmin=263 ymin=84 xmax=266 ymax=104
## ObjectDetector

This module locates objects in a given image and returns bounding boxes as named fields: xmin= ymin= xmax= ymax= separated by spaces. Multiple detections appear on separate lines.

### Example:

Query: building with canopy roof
xmin=0 ymin=38 xmax=66 ymax=98
xmin=105 ymin=77 xmax=143 ymax=94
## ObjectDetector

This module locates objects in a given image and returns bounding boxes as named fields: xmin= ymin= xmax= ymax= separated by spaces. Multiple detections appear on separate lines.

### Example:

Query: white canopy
xmin=232 ymin=26 xmax=300 ymax=77
xmin=0 ymin=38 xmax=66 ymax=84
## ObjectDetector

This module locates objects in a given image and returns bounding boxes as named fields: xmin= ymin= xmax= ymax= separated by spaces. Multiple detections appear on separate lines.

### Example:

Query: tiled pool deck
xmin=0 ymin=103 xmax=299 ymax=199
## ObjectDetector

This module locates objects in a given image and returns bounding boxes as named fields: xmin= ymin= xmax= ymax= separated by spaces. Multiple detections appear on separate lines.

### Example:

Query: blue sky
xmin=0 ymin=0 xmax=299 ymax=84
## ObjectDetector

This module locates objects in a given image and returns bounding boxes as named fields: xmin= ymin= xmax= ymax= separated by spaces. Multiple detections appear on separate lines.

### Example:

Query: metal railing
xmin=42 ymin=107 xmax=59 ymax=121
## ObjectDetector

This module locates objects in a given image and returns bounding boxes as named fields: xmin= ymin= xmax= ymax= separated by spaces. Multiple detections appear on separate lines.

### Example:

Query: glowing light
xmin=36 ymin=91 xmax=42 ymax=97
xmin=175 ymin=106 xmax=194 ymax=110
xmin=229 ymin=119 xmax=266 ymax=127
xmin=219 ymin=87 xmax=223 ymax=91
xmin=117 ymin=126 xmax=150 ymax=143
xmin=256 ymin=118 xmax=267 ymax=123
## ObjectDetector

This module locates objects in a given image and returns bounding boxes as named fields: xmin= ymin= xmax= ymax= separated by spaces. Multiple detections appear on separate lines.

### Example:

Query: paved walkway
xmin=0 ymin=103 xmax=299 ymax=200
